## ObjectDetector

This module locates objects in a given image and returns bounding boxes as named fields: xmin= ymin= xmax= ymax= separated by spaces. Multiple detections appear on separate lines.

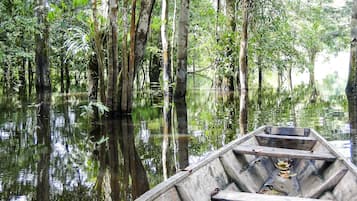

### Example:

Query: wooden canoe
xmin=135 ymin=126 xmax=357 ymax=201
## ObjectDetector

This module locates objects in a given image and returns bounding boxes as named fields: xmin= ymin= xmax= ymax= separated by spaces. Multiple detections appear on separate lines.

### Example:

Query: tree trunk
xmin=309 ymin=52 xmax=318 ymax=102
xmin=28 ymin=59 xmax=33 ymax=95
xmin=122 ymin=0 xmax=155 ymax=112
xmin=60 ymin=55 xmax=65 ymax=93
xmin=106 ymin=0 xmax=119 ymax=115
xmin=134 ymin=0 xmax=156 ymax=75
xmin=346 ymin=0 xmax=357 ymax=166
xmin=91 ymin=0 xmax=106 ymax=103
xmin=35 ymin=0 xmax=51 ymax=93
xmin=122 ymin=0 xmax=137 ymax=113
xmin=171 ymin=0 xmax=177 ymax=83
xmin=239 ymin=0 xmax=249 ymax=135
xmin=64 ymin=60 xmax=70 ymax=93
xmin=224 ymin=0 xmax=235 ymax=91
xmin=120 ymin=0 xmax=129 ymax=113
xmin=277 ymin=68 xmax=282 ymax=93
xmin=88 ymin=53 xmax=99 ymax=102
xmin=19 ymin=57 xmax=26 ymax=95
xmin=174 ymin=0 xmax=189 ymax=99
xmin=258 ymin=59 xmax=262 ymax=106
xmin=288 ymin=65 xmax=293 ymax=92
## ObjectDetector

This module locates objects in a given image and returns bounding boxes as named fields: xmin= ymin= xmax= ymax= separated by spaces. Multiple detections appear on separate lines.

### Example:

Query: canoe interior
xmin=135 ymin=126 xmax=357 ymax=201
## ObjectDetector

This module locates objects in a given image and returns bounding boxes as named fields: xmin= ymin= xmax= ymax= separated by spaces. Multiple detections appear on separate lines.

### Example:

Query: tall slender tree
xmin=161 ymin=0 xmax=170 ymax=95
xmin=175 ymin=0 xmax=189 ymax=99
xmin=346 ymin=0 xmax=357 ymax=165
xmin=35 ymin=0 xmax=51 ymax=92
xmin=239 ymin=0 xmax=249 ymax=134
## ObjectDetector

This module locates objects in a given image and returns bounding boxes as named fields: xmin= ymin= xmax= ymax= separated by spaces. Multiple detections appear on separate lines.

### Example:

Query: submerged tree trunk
xmin=225 ymin=0 xmax=236 ymax=91
xmin=174 ymin=0 xmax=189 ymax=99
xmin=106 ymin=0 xmax=119 ymax=115
xmin=122 ymin=0 xmax=137 ymax=113
xmin=91 ymin=0 xmax=106 ymax=103
xmin=239 ymin=0 xmax=249 ymax=134
xmin=35 ymin=0 xmax=51 ymax=93
xmin=346 ymin=0 xmax=357 ymax=166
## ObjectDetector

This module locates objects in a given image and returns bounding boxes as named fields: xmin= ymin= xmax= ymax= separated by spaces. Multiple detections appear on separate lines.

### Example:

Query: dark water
xmin=0 ymin=87 xmax=353 ymax=200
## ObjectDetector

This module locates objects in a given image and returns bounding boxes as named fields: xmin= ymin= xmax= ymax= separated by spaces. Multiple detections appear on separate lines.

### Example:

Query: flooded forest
xmin=1 ymin=0 xmax=357 ymax=200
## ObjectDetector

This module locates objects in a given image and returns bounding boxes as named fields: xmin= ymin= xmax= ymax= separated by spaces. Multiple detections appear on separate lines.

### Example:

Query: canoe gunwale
xmin=309 ymin=128 xmax=357 ymax=177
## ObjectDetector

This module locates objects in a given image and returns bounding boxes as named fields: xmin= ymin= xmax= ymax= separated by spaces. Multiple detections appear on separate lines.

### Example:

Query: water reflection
xmin=36 ymin=92 xmax=51 ymax=201
xmin=0 ymin=88 xmax=354 ymax=200
xmin=175 ymin=98 xmax=189 ymax=169
xmin=93 ymin=116 xmax=149 ymax=200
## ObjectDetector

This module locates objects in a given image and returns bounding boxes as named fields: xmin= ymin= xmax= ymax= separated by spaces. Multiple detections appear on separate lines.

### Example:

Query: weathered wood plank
xmin=175 ymin=158 xmax=229 ymax=201
xmin=234 ymin=145 xmax=336 ymax=161
xmin=332 ymin=171 xmax=357 ymax=201
xmin=255 ymin=133 xmax=317 ymax=150
xmin=264 ymin=126 xmax=310 ymax=136
xmin=211 ymin=191 xmax=332 ymax=201
xmin=153 ymin=187 xmax=181 ymax=201
xmin=220 ymin=151 xmax=273 ymax=193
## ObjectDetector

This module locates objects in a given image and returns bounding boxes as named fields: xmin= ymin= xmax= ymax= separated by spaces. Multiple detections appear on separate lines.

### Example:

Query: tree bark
xmin=122 ymin=0 xmax=155 ymax=112
xmin=162 ymin=0 xmax=172 ymax=176
xmin=174 ymin=0 xmax=189 ymax=99
xmin=88 ymin=53 xmax=99 ymax=102
xmin=171 ymin=0 xmax=177 ymax=83
xmin=225 ymin=0 xmax=236 ymax=91
xmin=28 ymin=59 xmax=33 ymax=95
xmin=346 ymin=0 xmax=357 ymax=166
xmin=258 ymin=58 xmax=262 ymax=106
xmin=106 ymin=0 xmax=119 ymax=115
xmin=288 ymin=65 xmax=293 ymax=92
xmin=91 ymin=0 xmax=106 ymax=103
xmin=19 ymin=57 xmax=26 ymax=95
xmin=309 ymin=52 xmax=318 ymax=102
xmin=35 ymin=0 xmax=51 ymax=93
xmin=239 ymin=0 xmax=249 ymax=135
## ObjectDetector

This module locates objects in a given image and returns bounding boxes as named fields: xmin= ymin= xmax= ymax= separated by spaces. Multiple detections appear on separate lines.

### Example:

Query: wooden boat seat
xmin=211 ymin=191 xmax=333 ymax=201
xmin=234 ymin=145 xmax=336 ymax=161
xmin=255 ymin=133 xmax=317 ymax=150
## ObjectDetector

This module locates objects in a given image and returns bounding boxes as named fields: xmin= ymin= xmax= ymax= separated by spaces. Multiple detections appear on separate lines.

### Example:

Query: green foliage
xmin=73 ymin=0 xmax=89 ymax=8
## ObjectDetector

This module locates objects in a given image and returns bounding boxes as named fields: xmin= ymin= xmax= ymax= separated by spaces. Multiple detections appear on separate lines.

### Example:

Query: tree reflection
xmin=36 ymin=92 xmax=51 ymax=201
xmin=162 ymin=93 xmax=172 ymax=180
xmin=351 ymin=132 xmax=357 ymax=165
xmin=93 ymin=115 xmax=149 ymax=200
xmin=175 ymin=98 xmax=189 ymax=169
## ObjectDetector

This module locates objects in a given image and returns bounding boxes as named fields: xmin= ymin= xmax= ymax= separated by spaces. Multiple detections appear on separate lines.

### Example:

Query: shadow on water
xmin=0 ymin=86 xmax=355 ymax=200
